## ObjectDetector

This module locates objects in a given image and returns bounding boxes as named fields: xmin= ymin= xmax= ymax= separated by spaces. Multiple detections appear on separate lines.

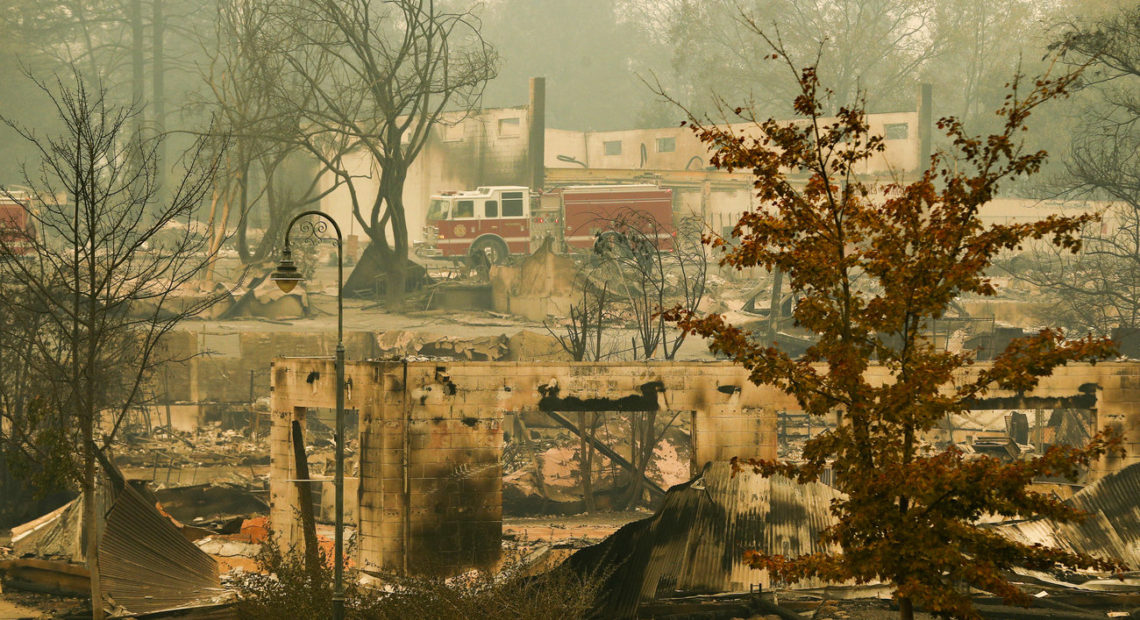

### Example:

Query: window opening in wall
xmin=656 ymin=137 xmax=676 ymax=153
xmin=498 ymin=117 xmax=520 ymax=137
xmin=304 ymin=407 xmax=360 ymax=527
xmin=502 ymin=192 xmax=525 ymax=217
xmin=884 ymin=123 xmax=909 ymax=140
xmin=504 ymin=409 xmax=693 ymax=515
xmin=604 ymin=140 xmax=622 ymax=156
xmin=484 ymin=200 xmax=498 ymax=218
xmin=454 ymin=200 xmax=474 ymax=219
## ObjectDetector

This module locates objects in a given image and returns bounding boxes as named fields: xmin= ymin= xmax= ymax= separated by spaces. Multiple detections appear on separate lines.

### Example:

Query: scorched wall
xmin=269 ymin=359 xmax=779 ymax=576
xmin=270 ymin=358 xmax=1140 ymax=576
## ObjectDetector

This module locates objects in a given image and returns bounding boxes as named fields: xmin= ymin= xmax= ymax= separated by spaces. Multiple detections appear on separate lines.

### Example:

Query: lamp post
xmin=271 ymin=210 xmax=345 ymax=620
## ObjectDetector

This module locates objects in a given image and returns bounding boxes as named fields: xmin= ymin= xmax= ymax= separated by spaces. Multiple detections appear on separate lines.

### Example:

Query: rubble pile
xmin=559 ymin=462 xmax=1140 ymax=619
xmin=559 ymin=462 xmax=842 ymax=617
xmin=490 ymin=236 xmax=578 ymax=321
xmin=0 ymin=418 xmax=280 ymax=616
xmin=372 ymin=328 xmax=570 ymax=362
xmin=114 ymin=424 xmax=270 ymax=489
xmin=220 ymin=275 xmax=308 ymax=320
xmin=375 ymin=329 xmax=511 ymax=361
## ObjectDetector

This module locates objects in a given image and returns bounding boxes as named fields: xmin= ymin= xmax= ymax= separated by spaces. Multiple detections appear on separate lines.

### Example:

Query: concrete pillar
xmin=917 ymin=83 xmax=932 ymax=173
xmin=269 ymin=395 xmax=308 ymax=551
xmin=528 ymin=77 xmax=546 ymax=190
xmin=691 ymin=398 xmax=777 ymax=475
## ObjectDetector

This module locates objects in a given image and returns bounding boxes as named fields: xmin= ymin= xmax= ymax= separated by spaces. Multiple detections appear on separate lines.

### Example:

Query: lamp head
xmin=270 ymin=246 xmax=303 ymax=293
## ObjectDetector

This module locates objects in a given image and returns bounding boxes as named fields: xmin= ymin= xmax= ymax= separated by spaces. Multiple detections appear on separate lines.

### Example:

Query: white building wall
xmin=321 ymin=106 xmax=532 ymax=246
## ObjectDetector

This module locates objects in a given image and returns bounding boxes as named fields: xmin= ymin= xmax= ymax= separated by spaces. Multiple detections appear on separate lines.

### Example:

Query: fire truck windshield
xmin=427 ymin=199 xmax=449 ymax=221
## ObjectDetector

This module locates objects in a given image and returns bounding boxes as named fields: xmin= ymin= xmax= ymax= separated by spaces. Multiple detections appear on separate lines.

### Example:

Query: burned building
xmin=269 ymin=359 xmax=1140 ymax=577
xmin=269 ymin=358 xmax=779 ymax=575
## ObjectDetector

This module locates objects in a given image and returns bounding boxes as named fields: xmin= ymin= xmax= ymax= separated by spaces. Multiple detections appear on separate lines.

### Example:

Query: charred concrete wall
xmin=149 ymin=328 xmax=568 ymax=431
xmin=268 ymin=358 xmax=382 ymax=555
xmin=268 ymin=359 xmax=1140 ymax=577
xmin=963 ymin=362 xmax=1140 ymax=479
xmin=850 ymin=362 xmax=1140 ymax=479
xmin=269 ymin=359 xmax=780 ymax=576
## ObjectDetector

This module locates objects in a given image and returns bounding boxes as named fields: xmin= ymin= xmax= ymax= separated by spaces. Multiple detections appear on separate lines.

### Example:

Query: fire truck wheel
xmin=471 ymin=237 xmax=509 ymax=265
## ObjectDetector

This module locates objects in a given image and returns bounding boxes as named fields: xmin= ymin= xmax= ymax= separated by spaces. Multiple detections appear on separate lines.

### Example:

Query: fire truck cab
xmin=420 ymin=186 xmax=531 ymax=264
xmin=0 ymin=192 xmax=36 ymax=255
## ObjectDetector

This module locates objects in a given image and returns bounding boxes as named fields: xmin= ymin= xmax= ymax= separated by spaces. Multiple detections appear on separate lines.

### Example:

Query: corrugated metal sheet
xmin=563 ymin=462 xmax=841 ymax=617
xmin=8 ymin=464 xmax=225 ymax=614
xmin=99 ymin=480 xmax=224 ymax=614
xmin=1063 ymin=462 xmax=1140 ymax=566
xmin=971 ymin=462 xmax=1140 ymax=571
xmin=566 ymin=462 xmax=1140 ymax=617
xmin=991 ymin=462 xmax=1140 ymax=568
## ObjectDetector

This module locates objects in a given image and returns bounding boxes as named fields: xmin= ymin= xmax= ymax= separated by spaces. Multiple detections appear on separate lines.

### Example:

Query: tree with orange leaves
xmin=664 ymin=46 xmax=1127 ymax=619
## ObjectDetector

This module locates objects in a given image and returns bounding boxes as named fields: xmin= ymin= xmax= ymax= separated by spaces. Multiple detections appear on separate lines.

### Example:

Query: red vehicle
xmin=0 ymin=192 xmax=35 ymax=255
xmin=417 ymin=184 xmax=675 ymax=264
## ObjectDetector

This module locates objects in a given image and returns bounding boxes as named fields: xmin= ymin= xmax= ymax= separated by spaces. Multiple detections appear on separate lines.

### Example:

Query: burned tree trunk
xmin=620 ymin=411 xmax=657 ymax=509
xmin=578 ymin=412 xmax=595 ymax=513
xmin=291 ymin=421 xmax=320 ymax=582
xmin=344 ymin=244 xmax=426 ymax=300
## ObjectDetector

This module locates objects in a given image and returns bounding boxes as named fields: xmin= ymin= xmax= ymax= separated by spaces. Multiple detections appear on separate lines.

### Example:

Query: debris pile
xmin=373 ymin=328 xmax=570 ymax=362
xmin=0 ymin=463 xmax=229 ymax=616
xmin=560 ymin=462 xmax=842 ymax=617
xmin=220 ymin=275 xmax=308 ymax=320
xmin=375 ymin=329 xmax=510 ymax=361
xmin=552 ymin=457 xmax=1140 ymax=618
xmin=115 ymin=425 xmax=270 ymax=488
xmin=490 ymin=237 xmax=578 ymax=321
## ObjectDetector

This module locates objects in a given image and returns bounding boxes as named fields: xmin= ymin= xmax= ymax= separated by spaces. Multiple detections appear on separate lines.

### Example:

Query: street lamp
xmin=271 ymin=210 xmax=345 ymax=620
xmin=269 ymin=246 xmax=303 ymax=293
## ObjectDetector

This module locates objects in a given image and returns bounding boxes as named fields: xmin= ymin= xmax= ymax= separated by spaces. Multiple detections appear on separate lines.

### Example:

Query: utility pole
xmin=917 ymin=83 xmax=932 ymax=174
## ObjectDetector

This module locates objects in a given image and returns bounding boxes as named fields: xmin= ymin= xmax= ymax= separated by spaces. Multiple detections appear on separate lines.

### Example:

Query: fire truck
xmin=0 ymin=192 xmax=35 ymax=255
xmin=416 ymin=184 xmax=675 ymax=264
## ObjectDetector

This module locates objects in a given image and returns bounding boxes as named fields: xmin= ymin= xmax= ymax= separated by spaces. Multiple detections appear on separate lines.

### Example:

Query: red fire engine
xmin=0 ymin=192 xmax=36 ymax=255
xmin=417 ymin=184 xmax=675 ymax=264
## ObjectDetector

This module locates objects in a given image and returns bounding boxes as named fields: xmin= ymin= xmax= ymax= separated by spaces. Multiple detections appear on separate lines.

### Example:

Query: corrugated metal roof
xmin=8 ymin=465 xmax=225 ymax=614
xmin=99 ymin=475 xmax=224 ymax=614
xmin=991 ymin=462 xmax=1140 ymax=569
xmin=563 ymin=462 xmax=841 ymax=617
xmin=566 ymin=461 xmax=1140 ymax=618
xmin=1064 ymin=462 xmax=1140 ymax=566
